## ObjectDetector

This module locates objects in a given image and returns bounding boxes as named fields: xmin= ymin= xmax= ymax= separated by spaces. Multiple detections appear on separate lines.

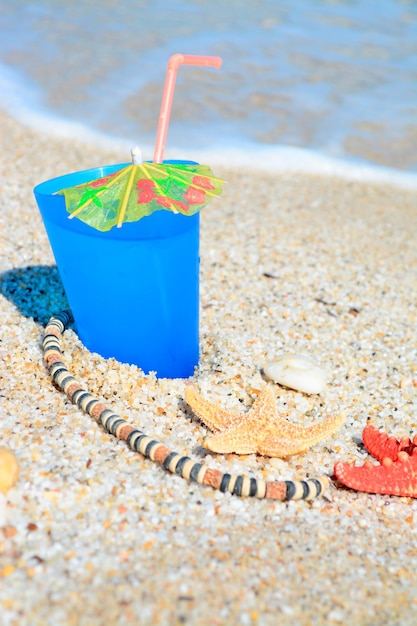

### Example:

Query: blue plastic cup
xmin=34 ymin=161 xmax=200 ymax=378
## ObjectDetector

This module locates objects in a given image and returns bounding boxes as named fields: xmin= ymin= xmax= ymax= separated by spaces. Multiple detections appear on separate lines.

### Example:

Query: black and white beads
xmin=42 ymin=312 xmax=329 ymax=501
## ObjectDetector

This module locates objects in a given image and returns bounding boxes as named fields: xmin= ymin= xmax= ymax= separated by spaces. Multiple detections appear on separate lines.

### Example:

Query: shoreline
xmin=1 ymin=101 xmax=416 ymax=191
xmin=1 ymin=109 xmax=417 ymax=624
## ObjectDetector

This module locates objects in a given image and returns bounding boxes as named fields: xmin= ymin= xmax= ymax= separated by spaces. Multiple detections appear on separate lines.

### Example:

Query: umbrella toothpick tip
xmin=131 ymin=146 xmax=143 ymax=164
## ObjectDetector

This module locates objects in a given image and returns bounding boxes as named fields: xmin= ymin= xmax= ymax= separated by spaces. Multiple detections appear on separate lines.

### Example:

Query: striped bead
xmin=43 ymin=335 xmax=62 ymax=350
xmin=219 ymin=473 xmax=232 ymax=493
xmin=284 ymin=477 xmax=328 ymax=501
xmin=42 ymin=312 xmax=330 ymax=502
xmin=285 ymin=480 xmax=308 ymax=501
xmin=72 ymin=389 xmax=93 ymax=409
xmin=143 ymin=439 xmax=160 ymax=458
xmin=253 ymin=478 xmax=267 ymax=498
xmin=53 ymin=370 xmax=75 ymax=390
xmin=106 ymin=418 xmax=125 ymax=435
xmin=126 ymin=430 xmax=145 ymax=451
xmin=47 ymin=311 xmax=72 ymax=330
xmin=43 ymin=345 xmax=62 ymax=360
xmin=177 ymin=458 xmax=197 ymax=480
xmin=98 ymin=409 xmax=116 ymax=427
xmin=84 ymin=398 xmax=99 ymax=416
xmin=190 ymin=463 xmax=207 ymax=484
xmin=173 ymin=455 xmax=191 ymax=476
xmin=163 ymin=452 xmax=182 ymax=473
xmin=77 ymin=393 xmax=97 ymax=413
xmin=49 ymin=361 xmax=67 ymax=376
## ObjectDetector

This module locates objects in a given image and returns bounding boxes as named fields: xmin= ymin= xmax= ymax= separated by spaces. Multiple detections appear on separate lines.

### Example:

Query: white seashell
xmin=263 ymin=354 xmax=326 ymax=394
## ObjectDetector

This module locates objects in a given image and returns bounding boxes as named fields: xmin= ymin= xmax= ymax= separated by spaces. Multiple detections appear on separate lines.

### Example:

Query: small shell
xmin=263 ymin=354 xmax=326 ymax=394
xmin=0 ymin=447 xmax=20 ymax=493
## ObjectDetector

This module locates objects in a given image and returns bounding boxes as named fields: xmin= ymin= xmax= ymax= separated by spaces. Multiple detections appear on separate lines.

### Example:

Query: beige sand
xmin=1 ymin=109 xmax=417 ymax=625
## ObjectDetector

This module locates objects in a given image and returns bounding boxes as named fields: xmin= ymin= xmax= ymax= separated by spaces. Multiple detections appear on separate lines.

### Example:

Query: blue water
xmin=0 ymin=0 xmax=416 ymax=184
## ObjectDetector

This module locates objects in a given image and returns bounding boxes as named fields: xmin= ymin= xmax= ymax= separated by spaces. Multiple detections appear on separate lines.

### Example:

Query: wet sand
xmin=1 ymin=109 xmax=417 ymax=625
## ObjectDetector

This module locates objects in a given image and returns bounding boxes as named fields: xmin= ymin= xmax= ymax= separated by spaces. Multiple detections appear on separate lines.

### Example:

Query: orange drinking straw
xmin=153 ymin=54 xmax=222 ymax=164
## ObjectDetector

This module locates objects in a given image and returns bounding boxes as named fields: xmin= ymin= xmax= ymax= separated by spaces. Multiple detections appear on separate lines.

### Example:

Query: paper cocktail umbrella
xmin=58 ymin=54 xmax=223 ymax=232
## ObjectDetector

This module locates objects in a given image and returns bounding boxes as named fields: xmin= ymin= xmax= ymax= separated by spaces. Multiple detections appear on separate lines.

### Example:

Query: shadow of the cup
xmin=34 ymin=163 xmax=200 ymax=378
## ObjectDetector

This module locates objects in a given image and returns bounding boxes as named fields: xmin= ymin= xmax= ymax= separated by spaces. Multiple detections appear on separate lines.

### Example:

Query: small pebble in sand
xmin=0 ymin=494 xmax=8 ymax=527
xmin=263 ymin=354 xmax=326 ymax=394
xmin=0 ymin=447 xmax=20 ymax=493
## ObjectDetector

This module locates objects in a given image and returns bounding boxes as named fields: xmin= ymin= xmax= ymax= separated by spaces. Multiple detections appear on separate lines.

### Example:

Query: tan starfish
xmin=185 ymin=385 xmax=345 ymax=457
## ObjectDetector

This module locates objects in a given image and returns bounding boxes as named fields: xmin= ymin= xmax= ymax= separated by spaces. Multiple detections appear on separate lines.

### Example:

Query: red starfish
xmin=362 ymin=423 xmax=417 ymax=461
xmin=334 ymin=424 xmax=417 ymax=498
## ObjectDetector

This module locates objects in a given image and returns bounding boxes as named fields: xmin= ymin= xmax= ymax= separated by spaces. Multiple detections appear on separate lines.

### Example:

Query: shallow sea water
xmin=0 ymin=0 xmax=416 ymax=175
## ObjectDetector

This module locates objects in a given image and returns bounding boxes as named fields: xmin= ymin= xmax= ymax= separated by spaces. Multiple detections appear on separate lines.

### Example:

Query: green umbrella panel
xmin=58 ymin=162 xmax=224 ymax=232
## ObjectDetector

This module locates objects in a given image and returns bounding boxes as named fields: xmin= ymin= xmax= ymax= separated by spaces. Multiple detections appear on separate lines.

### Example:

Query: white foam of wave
xmin=1 ymin=62 xmax=416 ymax=191
xmin=186 ymin=143 xmax=417 ymax=190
